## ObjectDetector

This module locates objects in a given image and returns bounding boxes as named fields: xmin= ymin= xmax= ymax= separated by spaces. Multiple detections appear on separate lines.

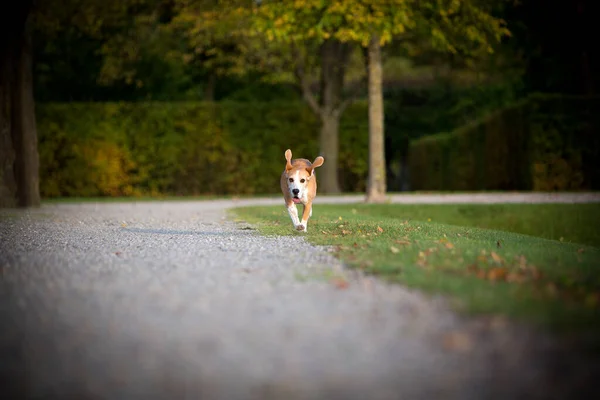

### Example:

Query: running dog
xmin=280 ymin=149 xmax=324 ymax=232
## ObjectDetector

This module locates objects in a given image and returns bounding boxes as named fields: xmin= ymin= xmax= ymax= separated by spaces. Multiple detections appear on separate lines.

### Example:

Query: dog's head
xmin=283 ymin=149 xmax=324 ymax=203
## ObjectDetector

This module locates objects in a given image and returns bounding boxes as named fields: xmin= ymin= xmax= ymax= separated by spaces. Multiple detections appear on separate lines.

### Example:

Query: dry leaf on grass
xmin=377 ymin=226 xmax=384 ymax=233
xmin=331 ymin=278 xmax=349 ymax=289
xmin=442 ymin=331 xmax=472 ymax=352
xmin=394 ymin=239 xmax=411 ymax=245
xmin=390 ymin=246 xmax=400 ymax=254
xmin=487 ymin=267 xmax=508 ymax=281
xmin=490 ymin=251 xmax=503 ymax=264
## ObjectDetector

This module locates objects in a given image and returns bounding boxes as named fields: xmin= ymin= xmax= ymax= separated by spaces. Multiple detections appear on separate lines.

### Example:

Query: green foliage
xmin=37 ymin=101 xmax=369 ymax=197
xmin=409 ymin=94 xmax=600 ymax=191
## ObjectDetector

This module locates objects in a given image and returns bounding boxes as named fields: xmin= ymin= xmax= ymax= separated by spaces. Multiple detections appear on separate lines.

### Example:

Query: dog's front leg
xmin=286 ymin=202 xmax=301 ymax=229
xmin=296 ymin=202 xmax=312 ymax=232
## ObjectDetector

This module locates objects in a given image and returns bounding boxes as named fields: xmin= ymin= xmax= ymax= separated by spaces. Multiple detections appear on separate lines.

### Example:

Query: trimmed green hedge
xmin=409 ymin=94 xmax=600 ymax=191
xmin=37 ymin=101 xmax=369 ymax=197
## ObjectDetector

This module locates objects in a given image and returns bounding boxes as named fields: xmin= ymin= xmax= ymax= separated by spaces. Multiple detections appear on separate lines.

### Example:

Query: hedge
xmin=36 ymin=101 xmax=369 ymax=197
xmin=408 ymin=94 xmax=600 ymax=191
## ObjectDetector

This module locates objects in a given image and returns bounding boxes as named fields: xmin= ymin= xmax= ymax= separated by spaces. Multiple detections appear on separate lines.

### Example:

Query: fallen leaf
xmin=338 ymin=216 xmax=343 ymax=221
xmin=487 ymin=267 xmax=508 ymax=281
xmin=467 ymin=263 xmax=479 ymax=273
xmin=390 ymin=246 xmax=400 ymax=254
xmin=394 ymin=240 xmax=411 ymax=245
xmin=442 ymin=331 xmax=472 ymax=352
xmin=341 ymin=230 xmax=351 ymax=235
xmin=377 ymin=226 xmax=384 ymax=233
xmin=321 ymin=231 xmax=328 ymax=234
xmin=530 ymin=266 xmax=542 ymax=280
xmin=121 ymin=222 xmax=127 ymax=228
xmin=490 ymin=251 xmax=503 ymax=264
xmin=331 ymin=278 xmax=349 ymax=289
xmin=506 ymin=272 xmax=527 ymax=283
xmin=445 ymin=242 xmax=454 ymax=249
xmin=353 ymin=242 xmax=359 ymax=248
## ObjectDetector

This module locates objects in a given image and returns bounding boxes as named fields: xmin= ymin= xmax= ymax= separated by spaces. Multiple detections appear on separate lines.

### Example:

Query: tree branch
xmin=292 ymin=46 xmax=322 ymax=118
xmin=336 ymin=75 xmax=366 ymax=117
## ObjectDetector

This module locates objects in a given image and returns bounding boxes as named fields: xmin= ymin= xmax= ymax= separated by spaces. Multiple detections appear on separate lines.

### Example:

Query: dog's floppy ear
xmin=306 ymin=156 xmax=324 ymax=176
xmin=284 ymin=149 xmax=293 ymax=171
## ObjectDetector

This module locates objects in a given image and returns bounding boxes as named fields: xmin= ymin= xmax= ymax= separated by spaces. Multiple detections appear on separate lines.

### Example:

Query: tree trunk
xmin=318 ymin=113 xmax=340 ymax=193
xmin=10 ymin=13 xmax=40 ymax=207
xmin=365 ymin=36 xmax=386 ymax=203
xmin=203 ymin=73 xmax=216 ymax=101
xmin=1 ymin=1 xmax=35 ymax=208
xmin=294 ymin=39 xmax=353 ymax=193
xmin=316 ymin=40 xmax=350 ymax=193
xmin=0 ymin=51 xmax=17 ymax=207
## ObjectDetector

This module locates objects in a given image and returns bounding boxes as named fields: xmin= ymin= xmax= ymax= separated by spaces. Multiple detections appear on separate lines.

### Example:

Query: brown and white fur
xmin=280 ymin=149 xmax=324 ymax=232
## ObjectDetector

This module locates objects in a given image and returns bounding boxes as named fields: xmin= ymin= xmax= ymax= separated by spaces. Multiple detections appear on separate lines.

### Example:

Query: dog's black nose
xmin=292 ymin=189 xmax=300 ymax=195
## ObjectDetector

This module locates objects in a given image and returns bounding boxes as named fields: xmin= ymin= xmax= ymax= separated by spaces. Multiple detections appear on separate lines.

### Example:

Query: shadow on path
xmin=120 ymin=227 xmax=255 ymax=236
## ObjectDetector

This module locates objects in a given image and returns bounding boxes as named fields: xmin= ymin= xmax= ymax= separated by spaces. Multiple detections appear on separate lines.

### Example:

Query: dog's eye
xmin=289 ymin=178 xmax=294 ymax=183
xmin=300 ymin=179 xmax=305 ymax=183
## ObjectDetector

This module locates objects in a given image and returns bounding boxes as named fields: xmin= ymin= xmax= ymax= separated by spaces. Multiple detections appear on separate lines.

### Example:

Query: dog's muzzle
xmin=292 ymin=189 xmax=301 ymax=203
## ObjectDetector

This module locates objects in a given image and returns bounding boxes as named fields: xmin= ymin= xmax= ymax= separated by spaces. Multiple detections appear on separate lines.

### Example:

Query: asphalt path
xmin=1 ymin=193 xmax=599 ymax=399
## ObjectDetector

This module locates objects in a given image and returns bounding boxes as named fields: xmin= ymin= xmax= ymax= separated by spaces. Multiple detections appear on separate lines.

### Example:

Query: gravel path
xmin=1 ymin=193 xmax=599 ymax=400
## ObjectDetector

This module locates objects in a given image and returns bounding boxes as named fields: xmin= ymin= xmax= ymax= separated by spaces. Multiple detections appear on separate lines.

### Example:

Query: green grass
xmin=232 ymin=203 xmax=600 ymax=335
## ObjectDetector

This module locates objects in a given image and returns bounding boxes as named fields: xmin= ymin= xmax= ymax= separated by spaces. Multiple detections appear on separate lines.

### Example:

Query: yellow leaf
xmin=490 ymin=252 xmax=503 ymax=264
xmin=487 ymin=267 xmax=507 ymax=281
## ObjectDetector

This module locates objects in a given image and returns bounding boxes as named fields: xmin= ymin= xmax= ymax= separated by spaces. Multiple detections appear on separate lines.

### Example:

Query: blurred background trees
xmin=1 ymin=0 xmax=597 ymax=204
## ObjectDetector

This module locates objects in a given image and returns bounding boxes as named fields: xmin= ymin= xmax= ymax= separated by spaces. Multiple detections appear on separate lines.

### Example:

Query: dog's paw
xmin=295 ymin=224 xmax=306 ymax=232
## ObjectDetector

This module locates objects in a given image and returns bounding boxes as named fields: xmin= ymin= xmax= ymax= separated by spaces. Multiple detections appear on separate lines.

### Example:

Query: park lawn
xmin=232 ymin=203 xmax=600 ymax=334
